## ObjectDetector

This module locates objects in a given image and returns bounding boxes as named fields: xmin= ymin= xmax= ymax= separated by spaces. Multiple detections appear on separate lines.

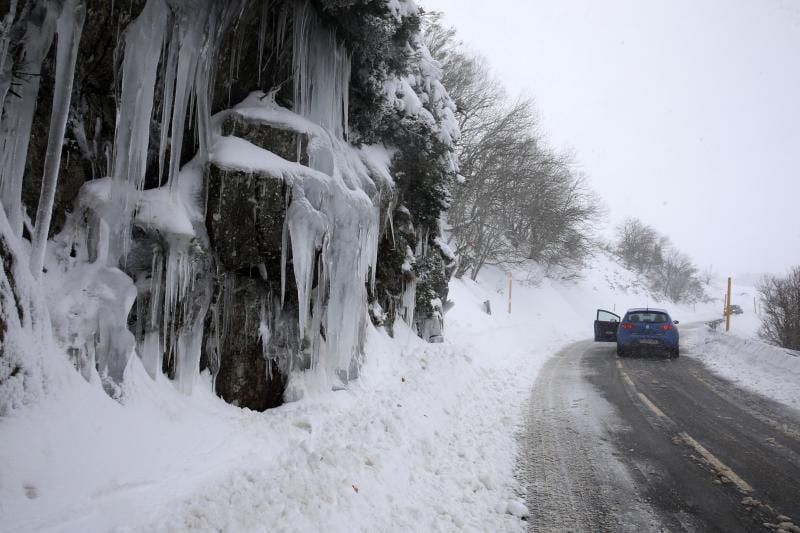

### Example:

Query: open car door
xmin=594 ymin=309 xmax=621 ymax=342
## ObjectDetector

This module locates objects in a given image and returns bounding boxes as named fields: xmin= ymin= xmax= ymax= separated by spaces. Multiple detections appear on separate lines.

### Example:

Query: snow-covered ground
xmin=1 ymin=252 xmax=782 ymax=533
xmin=683 ymin=307 xmax=800 ymax=412
xmin=677 ymin=279 xmax=800 ymax=412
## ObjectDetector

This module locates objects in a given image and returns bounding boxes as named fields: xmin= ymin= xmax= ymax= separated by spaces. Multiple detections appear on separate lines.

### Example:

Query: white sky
xmin=422 ymin=0 xmax=800 ymax=277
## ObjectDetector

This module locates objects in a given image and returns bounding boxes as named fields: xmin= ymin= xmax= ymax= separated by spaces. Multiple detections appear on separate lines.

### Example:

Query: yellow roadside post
xmin=725 ymin=277 xmax=732 ymax=332
xmin=507 ymin=272 xmax=512 ymax=314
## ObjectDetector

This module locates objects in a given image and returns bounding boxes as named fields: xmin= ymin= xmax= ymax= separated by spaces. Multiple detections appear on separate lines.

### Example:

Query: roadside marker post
xmin=725 ymin=277 xmax=732 ymax=332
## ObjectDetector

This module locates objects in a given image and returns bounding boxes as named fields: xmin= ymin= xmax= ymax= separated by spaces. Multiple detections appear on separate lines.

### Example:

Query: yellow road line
xmin=637 ymin=392 xmax=667 ymax=418
xmin=619 ymin=366 xmax=667 ymax=419
xmin=678 ymin=431 xmax=754 ymax=493
xmin=617 ymin=358 xmax=755 ymax=495
xmin=621 ymin=372 xmax=636 ymax=389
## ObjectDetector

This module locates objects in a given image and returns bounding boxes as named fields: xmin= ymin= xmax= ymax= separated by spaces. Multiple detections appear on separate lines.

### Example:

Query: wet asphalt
xmin=520 ymin=333 xmax=800 ymax=533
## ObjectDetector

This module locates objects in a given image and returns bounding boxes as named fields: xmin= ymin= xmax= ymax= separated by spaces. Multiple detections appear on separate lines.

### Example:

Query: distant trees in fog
xmin=425 ymin=15 xmax=603 ymax=281
xmin=613 ymin=217 xmax=705 ymax=303
xmin=757 ymin=267 xmax=800 ymax=350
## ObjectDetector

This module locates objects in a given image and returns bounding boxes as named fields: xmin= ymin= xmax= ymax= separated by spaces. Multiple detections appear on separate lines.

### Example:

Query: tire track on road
xmin=520 ymin=342 xmax=665 ymax=533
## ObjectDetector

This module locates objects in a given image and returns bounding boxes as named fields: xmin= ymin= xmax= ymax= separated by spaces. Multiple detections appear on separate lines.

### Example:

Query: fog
xmin=423 ymin=0 xmax=800 ymax=278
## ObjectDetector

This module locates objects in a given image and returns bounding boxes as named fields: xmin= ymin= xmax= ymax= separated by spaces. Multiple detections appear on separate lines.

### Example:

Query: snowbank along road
xmin=520 ymin=324 xmax=800 ymax=533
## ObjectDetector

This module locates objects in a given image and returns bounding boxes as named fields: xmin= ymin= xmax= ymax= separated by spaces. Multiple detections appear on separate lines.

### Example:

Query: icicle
xmin=163 ymin=247 xmax=197 ymax=392
xmin=323 ymin=195 xmax=379 ymax=373
xmin=205 ymin=270 xmax=232 ymax=386
xmin=139 ymin=246 xmax=164 ymax=379
xmin=309 ymin=241 xmax=327 ymax=372
xmin=258 ymin=295 xmax=272 ymax=377
xmin=166 ymin=18 xmax=200 ymax=196
xmin=69 ymin=103 xmax=96 ymax=180
xmin=150 ymin=247 xmax=166 ymax=324
xmin=225 ymin=25 xmax=236 ymax=106
xmin=369 ymin=204 xmax=380 ymax=292
xmin=109 ymin=0 xmax=169 ymax=260
xmin=193 ymin=9 xmax=218 ymax=175
xmin=279 ymin=2 xmax=381 ymax=384
xmin=102 ymin=0 xmax=244 ymax=394
xmin=30 ymin=0 xmax=86 ymax=278
xmin=92 ymin=266 xmax=138 ymax=394
xmin=276 ymin=5 xmax=289 ymax=51
xmin=280 ymin=188 xmax=289 ymax=308
xmin=0 ymin=3 xmax=57 ymax=237
xmin=401 ymin=278 xmax=417 ymax=326
xmin=287 ymin=187 xmax=327 ymax=343
xmin=140 ymin=331 xmax=161 ymax=380
xmin=158 ymin=22 xmax=179 ymax=186
xmin=292 ymin=0 xmax=350 ymax=141
xmin=221 ymin=273 xmax=234 ymax=342
xmin=256 ymin=1 xmax=268 ymax=86
xmin=233 ymin=24 xmax=245 ymax=80
xmin=163 ymin=1 xmax=244 ymax=198
xmin=0 ymin=0 xmax=19 ymax=111
xmin=165 ymin=9 xmax=204 ymax=197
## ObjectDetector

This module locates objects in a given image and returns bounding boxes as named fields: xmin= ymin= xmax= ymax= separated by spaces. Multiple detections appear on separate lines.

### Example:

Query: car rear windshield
xmin=625 ymin=312 xmax=670 ymax=324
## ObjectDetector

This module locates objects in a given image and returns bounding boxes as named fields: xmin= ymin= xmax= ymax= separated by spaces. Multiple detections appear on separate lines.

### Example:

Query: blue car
xmin=616 ymin=308 xmax=680 ymax=358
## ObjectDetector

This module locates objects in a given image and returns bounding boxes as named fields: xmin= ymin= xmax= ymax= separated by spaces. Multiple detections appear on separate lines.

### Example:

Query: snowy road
xmin=520 ymin=330 xmax=800 ymax=532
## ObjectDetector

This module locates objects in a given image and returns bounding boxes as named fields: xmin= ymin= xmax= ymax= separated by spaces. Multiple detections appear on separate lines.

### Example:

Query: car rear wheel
xmin=617 ymin=346 xmax=625 ymax=357
xmin=670 ymin=348 xmax=679 ymax=358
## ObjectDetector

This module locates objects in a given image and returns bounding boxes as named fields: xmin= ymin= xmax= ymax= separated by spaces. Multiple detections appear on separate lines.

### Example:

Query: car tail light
xmin=660 ymin=323 xmax=674 ymax=331
xmin=621 ymin=323 xmax=634 ymax=329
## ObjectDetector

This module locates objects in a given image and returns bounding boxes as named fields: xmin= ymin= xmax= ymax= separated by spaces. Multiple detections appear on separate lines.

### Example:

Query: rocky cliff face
xmin=0 ymin=0 xmax=458 ymax=412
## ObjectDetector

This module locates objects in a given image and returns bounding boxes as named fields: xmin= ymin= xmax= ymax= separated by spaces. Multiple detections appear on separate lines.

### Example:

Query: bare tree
xmin=758 ymin=267 xmax=800 ymax=350
xmin=700 ymin=265 xmax=715 ymax=286
xmin=425 ymin=16 xmax=602 ymax=281
xmin=613 ymin=217 xmax=706 ymax=303
xmin=615 ymin=218 xmax=659 ymax=272
xmin=652 ymin=248 xmax=701 ymax=302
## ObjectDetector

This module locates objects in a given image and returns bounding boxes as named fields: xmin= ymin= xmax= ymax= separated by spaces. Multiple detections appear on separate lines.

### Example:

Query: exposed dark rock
xmin=210 ymin=1 xmax=294 ymax=114
xmin=208 ymin=275 xmax=294 ymax=411
xmin=372 ymin=205 xmax=415 ymax=335
xmin=204 ymin=153 xmax=308 ymax=410
xmin=221 ymin=113 xmax=309 ymax=166
xmin=207 ymin=166 xmax=287 ymax=272
xmin=414 ymin=250 xmax=448 ymax=340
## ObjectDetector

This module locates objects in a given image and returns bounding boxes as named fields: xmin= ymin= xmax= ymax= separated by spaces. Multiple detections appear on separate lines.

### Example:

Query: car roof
xmin=624 ymin=307 xmax=670 ymax=314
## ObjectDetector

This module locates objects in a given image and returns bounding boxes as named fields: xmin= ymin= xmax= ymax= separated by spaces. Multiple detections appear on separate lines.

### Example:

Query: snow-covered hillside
xmin=1 ymin=251 xmax=729 ymax=532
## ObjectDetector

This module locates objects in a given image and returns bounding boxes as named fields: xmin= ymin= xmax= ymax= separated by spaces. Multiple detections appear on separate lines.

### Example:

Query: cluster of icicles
xmin=0 ymin=0 xmax=404 ymax=396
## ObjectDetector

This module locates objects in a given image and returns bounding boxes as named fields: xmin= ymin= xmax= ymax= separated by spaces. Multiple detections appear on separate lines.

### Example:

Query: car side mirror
xmin=673 ymin=320 xmax=679 ymax=325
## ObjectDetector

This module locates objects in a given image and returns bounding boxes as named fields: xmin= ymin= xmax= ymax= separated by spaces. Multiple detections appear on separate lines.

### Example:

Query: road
xmin=520 ymin=327 xmax=800 ymax=533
